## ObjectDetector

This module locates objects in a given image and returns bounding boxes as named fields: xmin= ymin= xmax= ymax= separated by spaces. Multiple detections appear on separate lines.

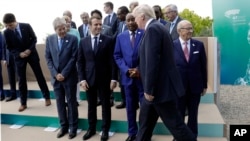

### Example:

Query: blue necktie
xmin=170 ymin=22 xmax=175 ymax=33
xmin=58 ymin=38 xmax=63 ymax=51
xmin=15 ymin=28 xmax=21 ymax=40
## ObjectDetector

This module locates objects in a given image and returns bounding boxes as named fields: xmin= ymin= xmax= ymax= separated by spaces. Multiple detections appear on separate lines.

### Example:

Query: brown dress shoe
xmin=18 ymin=105 xmax=27 ymax=112
xmin=45 ymin=99 xmax=51 ymax=106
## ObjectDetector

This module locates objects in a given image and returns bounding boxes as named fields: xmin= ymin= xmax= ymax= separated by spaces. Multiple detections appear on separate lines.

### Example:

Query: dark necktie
xmin=15 ymin=28 xmax=21 ymax=40
xmin=131 ymin=31 xmax=135 ymax=48
xmin=183 ymin=42 xmax=189 ymax=62
xmin=94 ymin=36 xmax=98 ymax=52
xmin=108 ymin=15 xmax=111 ymax=26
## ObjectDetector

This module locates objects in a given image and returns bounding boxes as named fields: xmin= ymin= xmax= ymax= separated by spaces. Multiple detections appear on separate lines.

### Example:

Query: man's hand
xmin=110 ymin=81 xmax=117 ymax=90
xmin=128 ymin=68 xmax=140 ymax=78
xmin=55 ymin=73 xmax=65 ymax=81
xmin=80 ymin=81 xmax=89 ymax=91
xmin=201 ymin=88 xmax=207 ymax=96
xmin=144 ymin=93 xmax=154 ymax=101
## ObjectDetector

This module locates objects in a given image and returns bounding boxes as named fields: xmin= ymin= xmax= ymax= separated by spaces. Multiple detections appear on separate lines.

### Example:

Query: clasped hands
xmin=56 ymin=73 xmax=65 ymax=82
xmin=19 ymin=49 xmax=31 ymax=58
xmin=80 ymin=80 xmax=117 ymax=91
xmin=128 ymin=68 xmax=140 ymax=78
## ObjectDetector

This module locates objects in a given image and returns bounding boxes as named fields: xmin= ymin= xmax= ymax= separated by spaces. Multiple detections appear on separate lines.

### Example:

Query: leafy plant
xmin=179 ymin=9 xmax=213 ymax=37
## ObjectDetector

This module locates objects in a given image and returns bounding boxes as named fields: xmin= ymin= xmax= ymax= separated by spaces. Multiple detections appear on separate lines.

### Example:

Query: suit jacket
xmin=139 ymin=19 xmax=184 ymax=103
xmin=3 ymin=23 xmax=37 ymax=59
xmin=77 ymin=34 xmax=117 ymax=86
xmin=165 ymin=17 xmax=182 ymax=41
xmin=78 ymin=24 xmax=89 ymax=38
xmin=117 ymin=21 xmax=128 ymax=35
xmin=71 ymin=21 xmax=77 ymax=29
xmin=101 ymin=25 xmax=113 ymax=37
xmin=159 ymin=18 xmax=168 ymax=25
xmin=114 ymin=29 xmax=144 ymax=85
xmin=103 ymin=13 xmax=119 ymax=37
xmin=45 ymin=33 xmax=78 ymax=85
xmin=173 ymin=38 xmax=207 ymax=94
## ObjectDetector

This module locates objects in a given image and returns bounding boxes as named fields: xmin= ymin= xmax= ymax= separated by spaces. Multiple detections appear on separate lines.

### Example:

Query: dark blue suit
xmin=45 ymin=33 xmax=79 ymax=133
xmin=114 ymin=29 xmax=144 ymax=136
xmin=173 ymin=38 xmax=207 ymax=138
xmin=3 ymin=23 xmax=50 ymax=106
xmin=136 ymin=19 xmax=195 ymax=141
xmin=1 ymin=34 xmax=17 ymax=98
xmin=0 ymin=32 xmax=4 ymax=99
xmin=103 ymin=13 xmax=119 ymax=38
xmin=78 ymin=34 xmax=117 ymax=133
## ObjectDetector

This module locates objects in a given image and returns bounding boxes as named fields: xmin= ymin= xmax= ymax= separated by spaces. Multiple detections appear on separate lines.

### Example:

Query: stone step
xmin=1 ymin=124 xmax=227 ymax=141
xmin=1 ymin=98 xmax=225 ymax=137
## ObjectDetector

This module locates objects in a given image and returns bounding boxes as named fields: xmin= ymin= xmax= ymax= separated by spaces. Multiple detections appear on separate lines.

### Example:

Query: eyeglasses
xmin=164 ymin=11 xmax=175 ymax=15
xmin=180 ymin=27 xmax=193 ymax=31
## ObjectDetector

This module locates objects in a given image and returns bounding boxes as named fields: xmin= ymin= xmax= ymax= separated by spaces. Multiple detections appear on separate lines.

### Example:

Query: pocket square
xmin=193 ymin=51 xmax=199 ymax=54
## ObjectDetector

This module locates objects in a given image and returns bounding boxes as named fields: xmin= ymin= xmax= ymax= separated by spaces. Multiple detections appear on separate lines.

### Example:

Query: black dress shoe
xmin=68 ymin=133 xmax=76 ymax=139
xmin=83 ymin=130 xmax=96 ymax=140
xmin=115 ymin=102 xmax=126 ymax=109
xmin=57 ymin=129 xmax=68 ymax=138
xmin=97 ymin=100 xmax=101 ymax=106
xmin=0 ymin=96 xmax=5 ymax=101
xmin=126 ymin=135 xmax=136 ymax=141
xmin=101 ymin=132 xmax=109 ymax=141
xmin=5 ymin=96 xmax=17 ymax=102
xmin=110 ymin=100 xmax=114 ymax=107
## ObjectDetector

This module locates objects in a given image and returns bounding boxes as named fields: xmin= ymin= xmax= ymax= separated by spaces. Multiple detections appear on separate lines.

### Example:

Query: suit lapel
xmin=189 ymin=39 xmax=196 ymax=62
xmin=176 ymin=39 xmax=187 ymax=62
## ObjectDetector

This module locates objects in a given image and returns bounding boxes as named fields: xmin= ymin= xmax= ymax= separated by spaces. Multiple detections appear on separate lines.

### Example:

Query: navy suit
xmin=78 ymin=34 xmax=117 ymax=133
xmin=114 ymin=29 xmax=144 ymax=136
xmin=1 ymin=33 xmax=17 ymax=98
xmin=45 ymin=33 xmax=79 ymax=133
xmin=78 ymin=24 xmax=89 ymax=38
xmin=136 ymin=19 xmax=195 ymax=141
xmin=103 ymin=13 xmax=119 ymax=38
xmin=159 ymin=18 xmax=168 ymax=25
xmin=173 ymin=38 xmax=207 ymax=138
xmin=0 ymin=32 xmax=4 ymax=99
xmin=3 ymin=23 xmax=50 ymax=106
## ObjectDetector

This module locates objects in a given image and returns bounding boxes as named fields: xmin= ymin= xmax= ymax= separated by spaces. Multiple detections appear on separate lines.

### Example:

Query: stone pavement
xmin=219 ymin=85 xmax=250 ymax=139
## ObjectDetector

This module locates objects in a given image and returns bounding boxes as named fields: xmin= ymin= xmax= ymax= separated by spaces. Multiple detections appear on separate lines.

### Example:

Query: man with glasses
xmin=164 ymin=4 xmax=183 ymax=40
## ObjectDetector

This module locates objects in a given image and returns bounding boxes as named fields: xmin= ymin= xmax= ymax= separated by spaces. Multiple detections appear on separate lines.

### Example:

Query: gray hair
xmin=177 ymin=20 xmax=192 ymax=31
xmin=53 ymin=17 xmax=66 ymax=30
xmin=165 ymin=4 xmax=178 ymax=13
xmin=133 ymin=4 xmax=156 ymax=20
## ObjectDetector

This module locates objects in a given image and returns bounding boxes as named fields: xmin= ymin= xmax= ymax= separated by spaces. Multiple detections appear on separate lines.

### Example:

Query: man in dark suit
xmin=78 ymin=16 xmax=117 ymax=141
xmin=0 ymin=32 xmax=5 ymax=101
xmin=1 ymin=32 xmax=17 ymax=102
xmin=132 ymin=5 xmax=195 ymax=141
xmin=45 ymin=17 xmax=79 ymax=139
xmin=103 ymin=1 xmax=119 ymax=37
xmin=173 ymin=20 xmax=207 ymax=140
xmin=3 ymin=13 xmax=51 ymax=112
xmin=164 ymin=4 xmax=183 ymax=41
xmin=78 ymin=12 xmax=90 ymax=38
xmin=115 ymin=5 xmax=130 ymax=109
xmin=153 ymin=5 xmax=168 ymax=25
xmin=114 ymin=13 xmax=144 ymax=141
xmin=91 ymin=9 xmax=114 ymax=38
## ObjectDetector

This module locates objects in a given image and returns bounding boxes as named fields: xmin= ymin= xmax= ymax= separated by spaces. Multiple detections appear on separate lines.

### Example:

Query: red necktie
xmin=184 ymin=42 xmax=189 ymax=61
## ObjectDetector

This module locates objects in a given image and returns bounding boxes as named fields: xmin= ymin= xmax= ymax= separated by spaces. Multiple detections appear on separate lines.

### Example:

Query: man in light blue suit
xmin=114 ymin=13 xmax=144 ymax=141
xmin=45 ymin=17 xmax=79 ymax=139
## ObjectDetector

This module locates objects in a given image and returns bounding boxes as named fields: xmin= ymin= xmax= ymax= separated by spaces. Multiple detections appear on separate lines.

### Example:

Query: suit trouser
xmin=0 ymin=65 xmax=4 ymax=97
xmin=54 ymin=82 xmax=79 ymax=133
xmin=7 ymin=53 xmax=17 ymax=97
xmin=136 ymin=98 xmax=196 ymax=141
xmin=178 ymin=89 xmax=201 ymax=139
xmin=15 ymin=52 xmax=50 ymax=105
xmin=86 ymin=84 xmax=111 ymax=133
xmin=124 ymin=80 xmax=144 ymax=136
